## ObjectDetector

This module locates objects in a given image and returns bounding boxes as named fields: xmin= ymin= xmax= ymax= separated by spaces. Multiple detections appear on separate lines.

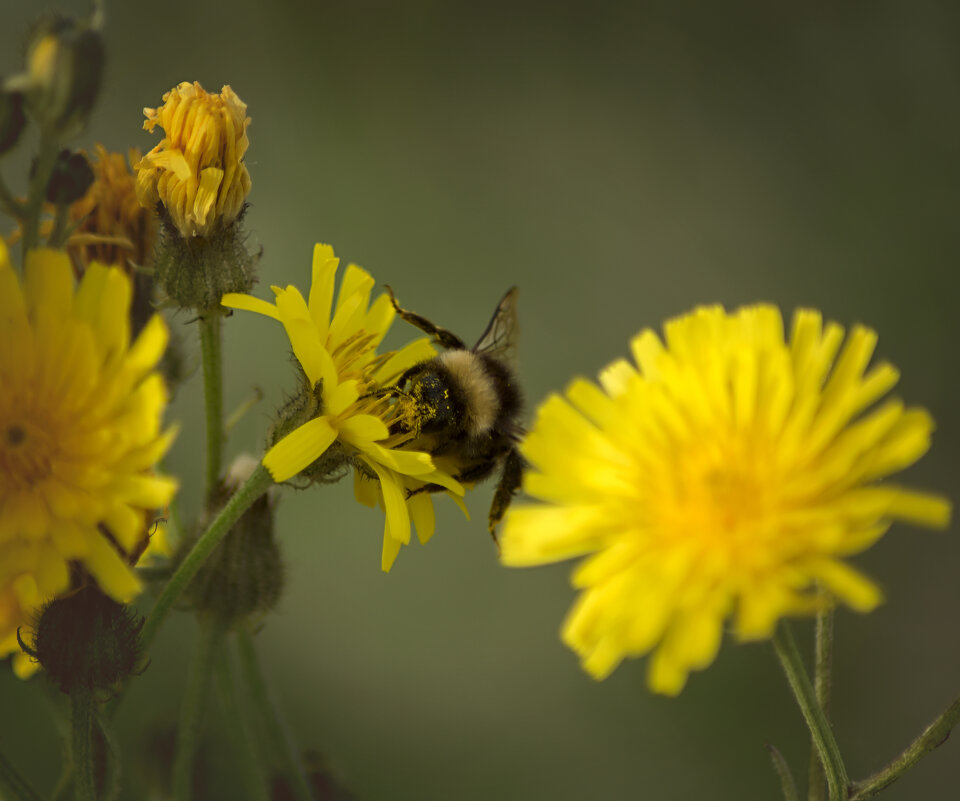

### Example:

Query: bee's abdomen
xmin=477 ymin=353 xmax=522 ymax=429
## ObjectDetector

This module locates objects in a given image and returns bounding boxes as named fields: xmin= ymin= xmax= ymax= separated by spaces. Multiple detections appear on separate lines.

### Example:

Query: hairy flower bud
xmin=186 ymin=455 xmax=284 ymax=622
xmin=135 ymin=82 xmax=258 ymax=310
xmin=18 ymin=585 xmax=144 ymax=694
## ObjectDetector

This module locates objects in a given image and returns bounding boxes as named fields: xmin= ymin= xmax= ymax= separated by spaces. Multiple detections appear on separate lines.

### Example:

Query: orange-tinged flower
xmin=68 ymin=144 xmax=157 ymax=272
xmin=136 ymin=81 xmax=251 ymax=238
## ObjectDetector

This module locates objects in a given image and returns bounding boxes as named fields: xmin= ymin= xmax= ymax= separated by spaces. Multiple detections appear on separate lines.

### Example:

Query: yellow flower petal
xmin=381 ymin=528 xmax=403 ymax=572
xmin=221 ymin=292 xmax=281 ymax=320
xmin=353 ymin=469 xmax=379 ymax=508
xmin=373 ymin=337 xmax=436 ymax=385
xmin=263 ymin=417 xmax=338 ymax=483
xmin=338 ymin=414 xmax=390 ymax=446
xmin=409 ymin=492 xmax=436 ymax=544
xmin=307 ymin=244 xmax=338 ymax=338
xmin=24 ymin=249 xmax=74 ymax=317
xmin=84 ymin=533 xmax=141 ymax=603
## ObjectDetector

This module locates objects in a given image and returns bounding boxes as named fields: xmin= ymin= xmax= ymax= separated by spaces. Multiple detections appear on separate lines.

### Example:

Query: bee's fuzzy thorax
xmin=437 ymin=350 xmax=500 ymax=437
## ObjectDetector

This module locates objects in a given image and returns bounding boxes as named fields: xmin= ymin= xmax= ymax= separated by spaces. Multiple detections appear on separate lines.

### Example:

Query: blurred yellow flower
xmin=223 ymin=244 xmax=464 ymax=571
xmin=135 ymin=81 xmax=251 ymax=238
xmin=501 ymin=304 xmax=951 ymax=695
xmin=68 ymin=144 xmax=157 ymax=272
xmin=0 ymin=242 xmax=178 ymax=676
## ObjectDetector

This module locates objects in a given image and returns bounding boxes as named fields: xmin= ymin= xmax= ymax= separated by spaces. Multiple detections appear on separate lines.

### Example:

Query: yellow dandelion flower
xmin=0 ymin=241 xmax=178 ymax=677
xmin=222 ymin=244 xmax=464 ymax=571
xmin=501 ymin=304 xmax=951 ymax=695
xmin=135 ymin=81 xmax=251 ymax=238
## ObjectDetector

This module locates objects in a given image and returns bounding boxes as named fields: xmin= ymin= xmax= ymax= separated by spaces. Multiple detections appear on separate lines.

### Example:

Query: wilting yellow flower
xmin=0 ymin=242 xmax=178 ymax=676
xmin=68 ymin=144 xmax=157 ymax=271
xmin=7 ymin=145 xmax=156 ymax=275
xmin=501 ymin=305 xmax=950 ymax=695
xmin=223 ymin=244 xmax=464 ymax=570
xmin=135 ymin=81 xmax=251 ymax=238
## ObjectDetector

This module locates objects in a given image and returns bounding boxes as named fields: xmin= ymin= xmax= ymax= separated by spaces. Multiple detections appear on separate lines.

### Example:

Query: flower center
xmin=666 ymin=433 xmax=778 ymax=548
xmin=0 ymin=415 xmax=55 ymax=489
xmin=5 ymin=425 xmax=26 ymax=446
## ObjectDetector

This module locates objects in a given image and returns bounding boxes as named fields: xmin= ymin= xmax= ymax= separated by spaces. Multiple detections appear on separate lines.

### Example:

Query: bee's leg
xmin=406 ymin=483 xmax=445 ymax=498
xmin=488 ymin=448 xmax=525 ymax=546
xmin=384 ymin=285 xmax=467 ymax=350
xmin=360 ymin=386 xmax=399 ymax=402
xmin=359 ymin=382 xmax=418 ymax=436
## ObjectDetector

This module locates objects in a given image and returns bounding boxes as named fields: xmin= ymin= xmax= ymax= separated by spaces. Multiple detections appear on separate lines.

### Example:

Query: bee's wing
xmin=473 ymin=286 xmax=518 ymax=365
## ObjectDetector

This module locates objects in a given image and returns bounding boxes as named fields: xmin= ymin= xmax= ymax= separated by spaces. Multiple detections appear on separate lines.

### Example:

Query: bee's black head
xmin=410 ymin=366 xmax=460 ymax=435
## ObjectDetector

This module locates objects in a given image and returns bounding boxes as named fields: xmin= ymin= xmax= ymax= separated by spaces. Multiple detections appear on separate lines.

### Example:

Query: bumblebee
xmin=385 ymin=285 xmax=525 ymax=541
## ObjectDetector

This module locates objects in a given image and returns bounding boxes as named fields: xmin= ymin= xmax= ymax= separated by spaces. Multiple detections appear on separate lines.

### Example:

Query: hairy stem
xmin=849 ymin=696 xmax=960 ymax=800
xmin=173 ymin=616 xmax=227 ymax=801
xmin=772 ymin=622 xmax=848 ymax=801
xmin=139 ymin=465 xmax=273 ymax=657
xmin=215 ymin=639 xmax=271 ymax=801
xmin=199 ymin=312 xmax=224 ymax=505
xmin=808 ymin=607 xmax=834 ymax=801
xmin=20 ymin=130 xmax=59 ymax=263
xmin=71 ymin=689 xmax=98 ymax=801
xmin=236 ymin=626 xmax=313 ymax=801
xmin=767 ymin=743 xmax=800 ymax=801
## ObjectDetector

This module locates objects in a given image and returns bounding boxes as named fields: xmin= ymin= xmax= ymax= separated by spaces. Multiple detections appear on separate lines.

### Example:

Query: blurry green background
xmin=2 ymin=1 xmax=959 ymax=799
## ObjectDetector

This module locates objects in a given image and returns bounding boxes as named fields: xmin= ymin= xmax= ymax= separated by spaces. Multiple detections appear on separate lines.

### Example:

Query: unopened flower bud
xmin=135 ymin=82 xmax=258 ymax=310
xmin=45 ymin=149 xmax=94 ymax=204
xmin=187 ymin=455 xmax=284 ymax=622
xmin=0 ymin=90 xmax=26 ymax=154
xmin=18 ymin=585 xmax=144 ymax=694
xmin=8 ymin=15 xmax=103 ymax=136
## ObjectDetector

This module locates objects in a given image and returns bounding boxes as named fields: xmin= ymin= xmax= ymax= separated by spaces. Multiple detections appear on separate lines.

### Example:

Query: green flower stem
xmin=139 ymin=464 xmax=274 ymax=657
xmin=0 ymin=170 xmax=25 ymax=221
xmin=20 ymin=129 xmax=60 ymax=264
xmin=0 ymin=747 xmax=44 ymax=801
xmin=174 ymin=615 xmax=227 ymax=801
xmin=236 ymin=626 xmax=313 ymax=801
xmin=772 ymin=622 xmax=848 ymax=801
xmin=848 ymin=695 xmax=960 ymax=800
xmin=766 ymin=744 xmax=800 ymax=801
xmin=215 ymin=640 xmax=270 ymax=801
xmin=48 ymin=202 xmax=71 ymax=249
xmin=199 ymin=312 xmax=225 ymax=505
xmin=48 ymin=768 xmax=73 ymax=801
xmin=808 ymin=608 xmax=835 ymax=801
xmin=71 ymin=689 xmax=98 ymax=801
